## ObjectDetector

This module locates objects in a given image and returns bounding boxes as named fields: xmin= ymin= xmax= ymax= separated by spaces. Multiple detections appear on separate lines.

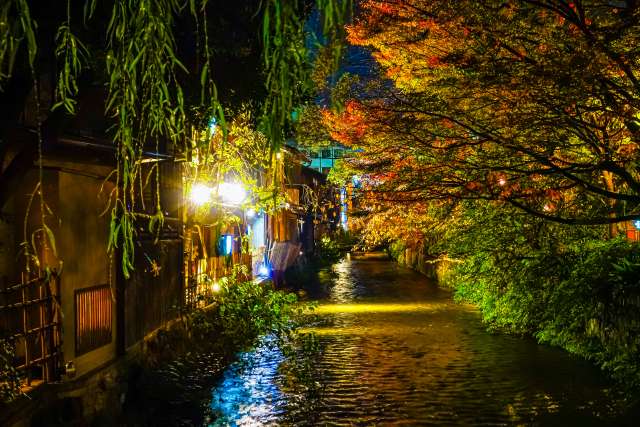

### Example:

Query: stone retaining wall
xmin=394 ymin=245 xmax=458 ymax=286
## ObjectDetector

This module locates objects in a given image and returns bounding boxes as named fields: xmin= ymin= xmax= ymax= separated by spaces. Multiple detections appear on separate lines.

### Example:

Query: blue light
xmin=223 ymin=235 xmax=233 ymax=256
xmin=209 ymin=117 xmax=217 ymax=135
xmin=258 ymin=264 xmax=270 ymax=277
xmin=340 ymin=187 xmax=348 ymax=230
xmin=633 ymin=220 xmax=640 ymax=231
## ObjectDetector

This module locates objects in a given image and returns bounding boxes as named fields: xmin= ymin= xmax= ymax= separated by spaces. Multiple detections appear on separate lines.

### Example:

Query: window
xmin=75 ymin=285 xmax=113 ymax=356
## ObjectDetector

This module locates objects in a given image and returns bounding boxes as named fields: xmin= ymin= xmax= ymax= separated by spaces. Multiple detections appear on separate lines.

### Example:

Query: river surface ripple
xmin=208 ymin=256 xmax=637 ymax=426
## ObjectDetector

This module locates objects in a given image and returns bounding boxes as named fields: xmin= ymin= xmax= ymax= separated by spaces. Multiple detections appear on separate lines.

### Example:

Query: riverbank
xmin=390 ymin=238 xmax=640 ymax=402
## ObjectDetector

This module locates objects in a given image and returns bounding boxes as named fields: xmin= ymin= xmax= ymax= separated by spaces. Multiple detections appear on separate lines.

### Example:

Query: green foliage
xmin=535 ymin=240 xmax=640 ymax=387
xmin=0 ymin=0 xmax=37 ymax=88
xmin=315 ymin=235 xmax=346 ymax=264
xmin=52 ymin=0 xmax=88 ymax=114
xmin=260 ymin=0 xmax=312 ymax=149
xmin=387 ymin=240 xmax=406 ymax=262
xmin=295 ymin=105 xmax=334 ymax=150
xmin=187 ymin=272 xmax=307 ymax=356
xmin=444 ymin=202 xmax=640 ymax=388
xmin=295 ymin=74 xmax=359 ymax=151
xmin=184 ymin=107 xmax=280 ymax=226
xmin=261 ymin=0 xmax=353 ymax=147
xmin=326 ymin=158 xmax=353 ymax=186
xmin=0 ymin=338 xmax=22 ymax=403
xmin=104 ymin=0 xmax=188 ymax=278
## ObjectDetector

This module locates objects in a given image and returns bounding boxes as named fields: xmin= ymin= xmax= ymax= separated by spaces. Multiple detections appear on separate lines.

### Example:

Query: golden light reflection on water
xmin=313 ymin=302 xmax=450 ymax=314
xmin=298 ymin=325 xmax=430 ymax=335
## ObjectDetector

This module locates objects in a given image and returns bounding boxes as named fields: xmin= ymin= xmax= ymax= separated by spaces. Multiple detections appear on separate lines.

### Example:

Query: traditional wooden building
xmin=0 ymin=81 xmax=184 ymax=402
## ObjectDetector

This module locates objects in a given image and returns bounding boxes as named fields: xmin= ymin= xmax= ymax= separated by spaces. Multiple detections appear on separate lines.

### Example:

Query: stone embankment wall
xmin=393 ymin=245 xmax=458 ymax=286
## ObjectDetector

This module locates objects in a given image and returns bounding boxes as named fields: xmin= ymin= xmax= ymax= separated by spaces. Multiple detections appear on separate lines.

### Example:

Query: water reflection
xmin=208 ymin=257 xmax=635 ymax=426
xmin=209 ymin=337 xmax=285 ymax=426
xmin=329 ymin=257 xmax=356 ymax=303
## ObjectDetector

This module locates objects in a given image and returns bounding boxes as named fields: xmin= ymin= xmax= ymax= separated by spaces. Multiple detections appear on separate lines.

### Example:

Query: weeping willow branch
xmin=0 ymin=0 xmax=36 ymax=89
xmin=260 ymin=0 xmax=352 ymax=149
xmin=313 ymin=0 xmax=352 ymax=90
xmin=105 ymin=0 xmax=187 ymax=278
xmin=260 ymin=0 xmax=311 ymax=150
xmin=53 ymin=0 xmax=88 ymax=114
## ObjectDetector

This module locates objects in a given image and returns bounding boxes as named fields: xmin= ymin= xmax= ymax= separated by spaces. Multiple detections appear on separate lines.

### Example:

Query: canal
xmin=126 ymin=255 xmax=637 ymax=426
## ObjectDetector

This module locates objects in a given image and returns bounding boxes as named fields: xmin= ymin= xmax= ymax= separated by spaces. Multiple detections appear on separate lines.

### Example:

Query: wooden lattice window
xmin=75 ymin=284 xmax=112 ymax=356
xmin=625 ymin=221 xmax=640 ymax=242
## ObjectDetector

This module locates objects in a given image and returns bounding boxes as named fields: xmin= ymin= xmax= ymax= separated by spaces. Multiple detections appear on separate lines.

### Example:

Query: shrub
xmin=187 ymin=273 xmax=307 ymax=357
xmin=445 ymin=203 xmax=640 ymax=388
xmin=315 ymin=236 xmax=345 ymax=265
xmin=0 ymin=338 xmax=21 ymax=403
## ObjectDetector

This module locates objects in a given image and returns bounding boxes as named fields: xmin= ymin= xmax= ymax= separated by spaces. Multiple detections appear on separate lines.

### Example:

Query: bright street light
xmin=219 ymin=182 xmax=247 ymax=206
xmin=189 ymin=183 xmax=213 ymax=206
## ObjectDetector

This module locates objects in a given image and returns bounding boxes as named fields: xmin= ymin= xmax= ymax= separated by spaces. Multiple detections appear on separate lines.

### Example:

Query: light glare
xmin=219 ymin=182 xmax=247 ymax=206
xmin=258 ymin=264 xmax=270 ymax=276
xmin=189 ymin=183 xmax=213 ymax=206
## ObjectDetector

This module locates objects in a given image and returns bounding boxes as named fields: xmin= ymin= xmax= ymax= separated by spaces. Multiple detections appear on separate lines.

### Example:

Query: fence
xmin=0 ymin=273 xmax=62 ymax=388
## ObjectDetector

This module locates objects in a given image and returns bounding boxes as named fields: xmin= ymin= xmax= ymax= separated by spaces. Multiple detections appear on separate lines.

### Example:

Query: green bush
xmin=315 ymin=236 xmax=345 ymax=265
xmin=187 ymin=275 xmax=306 ymax=357
xmin=444 ymin=203 xmax=640 ymax=388
xmin=387 ymin=240 xmax=406 ymax=263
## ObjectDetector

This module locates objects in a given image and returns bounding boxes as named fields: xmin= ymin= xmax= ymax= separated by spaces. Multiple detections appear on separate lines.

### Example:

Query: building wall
xmin=0 ymin=197 xmax=17 ymax=285
xmin=57 ymin=171 xmax=116 ymax=378
xmin=124 ymin=237 xmax=183 ymax=349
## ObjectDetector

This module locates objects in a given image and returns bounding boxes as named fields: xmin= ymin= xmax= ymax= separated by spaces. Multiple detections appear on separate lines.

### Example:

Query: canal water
xmin=125 ymin=255 xmax=637 ymax=426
